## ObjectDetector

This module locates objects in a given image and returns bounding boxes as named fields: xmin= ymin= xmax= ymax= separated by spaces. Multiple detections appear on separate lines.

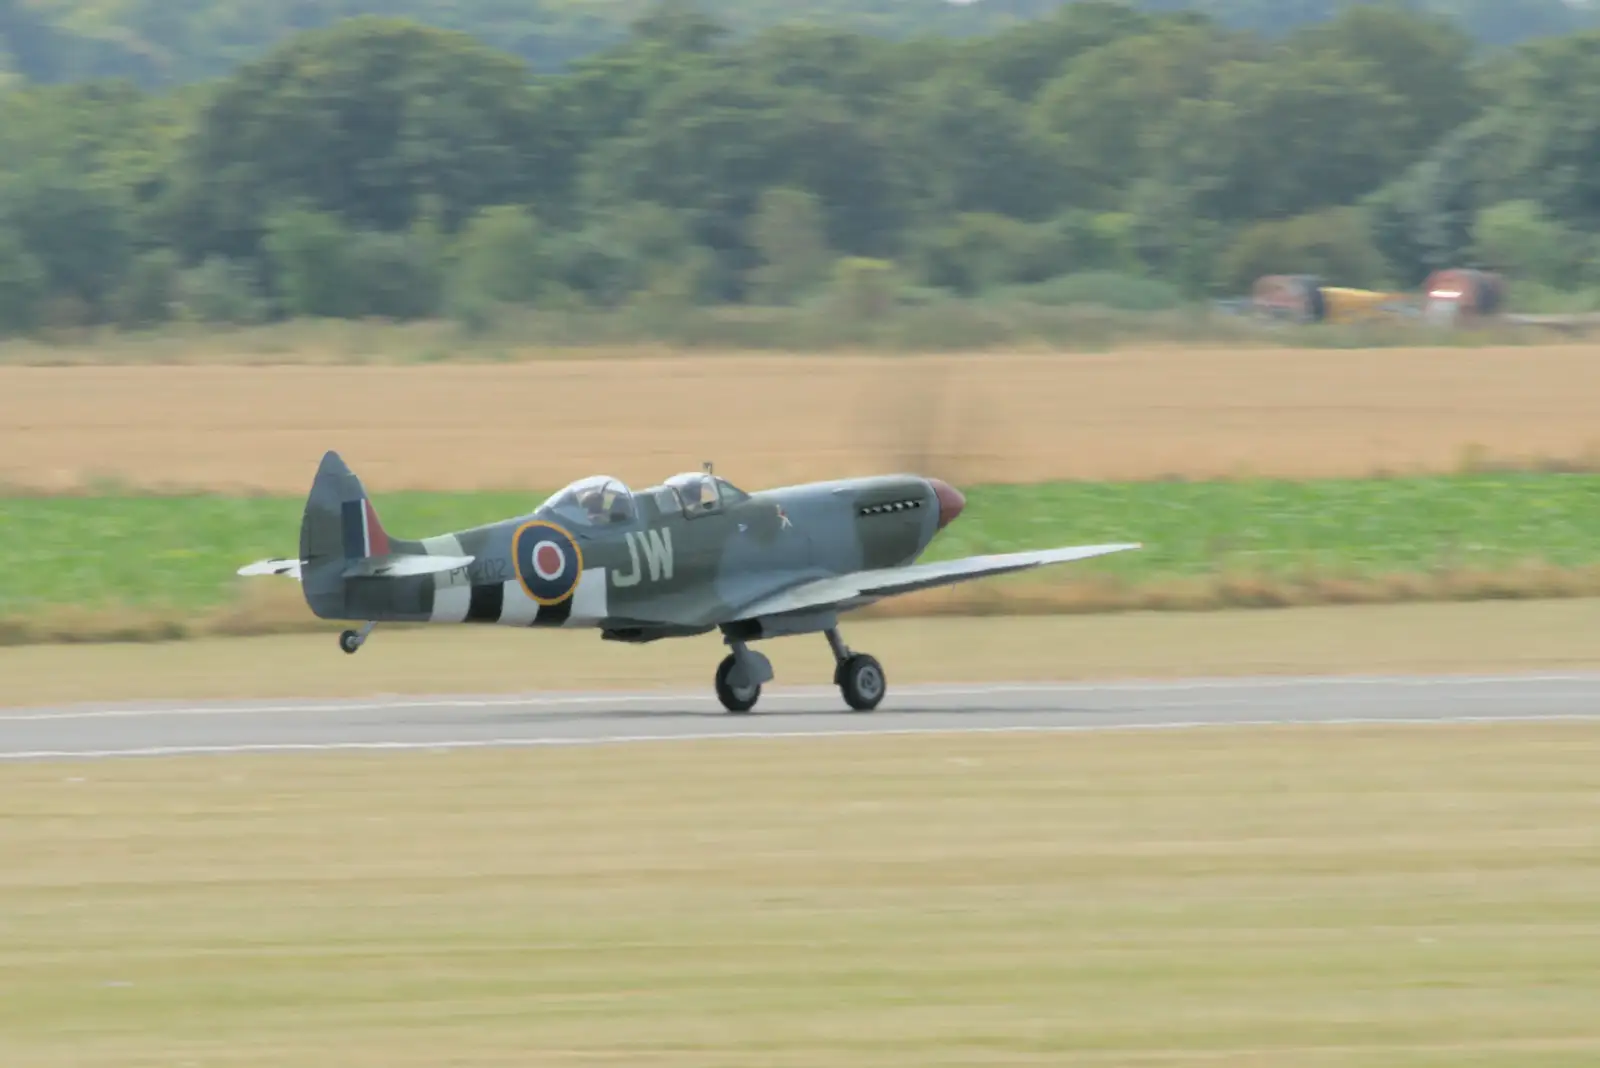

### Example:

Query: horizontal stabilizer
xmin=339 ymin=553 xmax=474 ymax=579
xmin=238 ymin=558 xmax=304 ymax=579
xmin=733 ymin=542 xmax=1141 ymax=619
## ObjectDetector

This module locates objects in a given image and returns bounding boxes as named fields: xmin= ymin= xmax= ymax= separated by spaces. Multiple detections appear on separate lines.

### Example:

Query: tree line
xmin=2 ymin=1 xmax=1599 ymax=337
xmin=4 ymin=0 xmax=1595 ymax=87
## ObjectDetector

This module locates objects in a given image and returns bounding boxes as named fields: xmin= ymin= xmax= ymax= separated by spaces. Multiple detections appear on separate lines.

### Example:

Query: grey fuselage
xmin=298 ymin=469 xmax=951 ymax=642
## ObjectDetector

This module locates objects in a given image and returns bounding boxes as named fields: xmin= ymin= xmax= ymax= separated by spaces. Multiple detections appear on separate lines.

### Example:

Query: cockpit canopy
xmin=538 ymin=472 xmax=751 ymax=525
xmin=537 ymin=475 xmax=636 ymax=526
xmin=661 ymin=471 xmax=749 ymax=517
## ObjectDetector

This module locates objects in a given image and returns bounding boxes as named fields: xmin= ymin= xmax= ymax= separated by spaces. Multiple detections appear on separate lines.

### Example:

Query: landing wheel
xmin=838 ymin=653 xmax=886 ymax=711
xmin=715 ymin=653 xmax=761 ymax=713
xmin=338 ymin=629 xmax=363 ymax=655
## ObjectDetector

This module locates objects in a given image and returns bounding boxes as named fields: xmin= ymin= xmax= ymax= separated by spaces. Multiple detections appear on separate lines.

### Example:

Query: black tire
xmin=339 ymin=629 xmax=361 ymax=655
xmin=839 ymin=653 xmax=886 ymax=711
xmin=715 ymin=653 xmax=760 ymax=713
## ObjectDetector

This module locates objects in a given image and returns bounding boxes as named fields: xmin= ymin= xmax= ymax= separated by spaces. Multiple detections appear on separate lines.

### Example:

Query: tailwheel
xmin=338 ymin=622 xmax=375 ymax=655
xmin=715 ymin=653 xmax=761 ymax=713
xmin=838 ymin=653 xmax=886 ymax=711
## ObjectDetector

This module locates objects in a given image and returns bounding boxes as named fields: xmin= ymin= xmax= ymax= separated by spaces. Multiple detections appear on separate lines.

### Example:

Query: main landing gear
xmin=338 ymin=621 xmax=375 ymax=654
xmin=827 ymin=626 xmax=886 ymax=712
xmin=713 ymin=625 xmax=885 ymax=714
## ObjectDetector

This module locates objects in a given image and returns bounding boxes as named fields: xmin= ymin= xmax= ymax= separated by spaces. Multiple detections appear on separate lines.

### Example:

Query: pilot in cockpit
xmin=579 ymin=483 xmax=631 ymax=523
xmin=691 ymin=476 xmax=718 ymax=512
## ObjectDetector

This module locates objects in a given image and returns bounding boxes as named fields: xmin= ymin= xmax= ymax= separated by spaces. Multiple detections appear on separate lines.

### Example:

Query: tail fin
xmin=293 ymin=451 xmax=473 ymax=620
xmin=299 ymin=450 xmax=388 ymax=619
xmin=299 ymin=450 xmax=389 ymax=563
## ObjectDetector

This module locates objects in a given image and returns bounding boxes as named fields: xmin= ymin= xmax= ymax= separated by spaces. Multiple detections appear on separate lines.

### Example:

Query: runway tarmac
xmin=5 ymin=674 xmax=1600 ymax=761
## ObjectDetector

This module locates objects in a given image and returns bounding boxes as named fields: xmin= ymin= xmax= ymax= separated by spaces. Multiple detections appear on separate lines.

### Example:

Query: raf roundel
xmin=512 ymin=520 xmax=583 ymax=605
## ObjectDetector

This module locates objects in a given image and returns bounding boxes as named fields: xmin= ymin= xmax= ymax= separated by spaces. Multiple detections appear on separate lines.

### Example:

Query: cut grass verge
xmin=4 ymin=473 xmax=1600 ymax=643
xmin=3 ymin=302 xmax=1589 ymax=367
xmin=2 ymin=725 xmax=1597 ymax=1066
xmin=6 ymin=600 xmax=1600 ymax=707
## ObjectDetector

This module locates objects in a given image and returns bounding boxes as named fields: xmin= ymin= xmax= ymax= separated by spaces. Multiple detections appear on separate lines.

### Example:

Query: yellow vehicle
xmin=1251 ymin=275 xmax=1412 ymax=323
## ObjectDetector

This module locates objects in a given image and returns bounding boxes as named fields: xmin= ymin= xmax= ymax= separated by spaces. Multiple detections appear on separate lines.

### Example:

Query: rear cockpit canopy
xmin=538 ymin=475 xmax=636 ymax=526
xmin=658 ymin=471 xmax=749 ymax=517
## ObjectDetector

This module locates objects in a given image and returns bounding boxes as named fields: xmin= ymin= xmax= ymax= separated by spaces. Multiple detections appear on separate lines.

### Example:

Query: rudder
xmin=299 ymin=450 xmax=392 ymax=618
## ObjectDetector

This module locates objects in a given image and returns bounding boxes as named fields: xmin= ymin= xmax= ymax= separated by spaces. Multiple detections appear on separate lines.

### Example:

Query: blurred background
xmin=3 ymin=0 xmax=1600 ymax=346
xmin=2 ymin=4 xmax=1599 ymax=1066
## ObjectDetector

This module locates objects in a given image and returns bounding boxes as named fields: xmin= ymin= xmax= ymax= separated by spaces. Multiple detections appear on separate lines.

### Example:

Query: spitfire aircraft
xmin=240 ymin=451 xmax=1140 ymax=712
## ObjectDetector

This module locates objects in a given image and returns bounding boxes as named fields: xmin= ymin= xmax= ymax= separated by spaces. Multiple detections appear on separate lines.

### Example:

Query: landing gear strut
xmin=339 ymin=621 xmax=375 ymax=654
xmin=827 ymin=626 xmax=885 ymax=711
xmin=709 ymin=624 xmax=885 ymax=713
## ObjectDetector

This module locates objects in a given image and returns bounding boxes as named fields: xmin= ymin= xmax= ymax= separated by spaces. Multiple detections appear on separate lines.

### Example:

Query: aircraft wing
xmin=731 ymin=542 xmax=1141 ymax=620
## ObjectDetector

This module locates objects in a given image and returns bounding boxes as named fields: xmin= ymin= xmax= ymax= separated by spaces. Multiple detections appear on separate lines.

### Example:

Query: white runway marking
xmin=8 ymin=673 xmax=1600 ymax=723
xmin=4 ymin=711 xmax=1599 ymax=762
xmin=5 ymin=674 xmax=1600 ymax=762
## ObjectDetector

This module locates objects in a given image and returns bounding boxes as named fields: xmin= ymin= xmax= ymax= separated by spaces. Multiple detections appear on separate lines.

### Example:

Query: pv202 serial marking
xmin=240 ymin=452 xmax=1140 ymax=712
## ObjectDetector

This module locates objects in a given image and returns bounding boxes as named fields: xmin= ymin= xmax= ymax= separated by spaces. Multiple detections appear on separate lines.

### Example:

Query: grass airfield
xmin=5 ymin=604 xmax=1599 ymax=1066
xmin=6 ymin=340 xmax=1600 ymax=1064
xmin=3 ymin=723 xmax=1598 ymax=1067
xmin=6 ymin=598 xmax=1600 ymax=706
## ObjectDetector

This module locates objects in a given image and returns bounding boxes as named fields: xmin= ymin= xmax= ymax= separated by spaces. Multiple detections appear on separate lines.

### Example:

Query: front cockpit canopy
xmin=538 ymin=475 xmax=636 ymax=526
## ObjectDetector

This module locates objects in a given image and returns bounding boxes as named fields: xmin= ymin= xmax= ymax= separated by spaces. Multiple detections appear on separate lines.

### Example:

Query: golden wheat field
xmin=5 ymin=344 xmax=1600 ymax=492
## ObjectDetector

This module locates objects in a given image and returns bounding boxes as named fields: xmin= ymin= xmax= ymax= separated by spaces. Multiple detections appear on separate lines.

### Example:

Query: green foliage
xmin=831 ymin=257 xmax=897 ymax=320
xmin=0 ymin=224 xmax=46 ymax=334
xmin=1 ymin=7 xmax=1599 ymax=332
xmin=1477 ymin=32 xmax=1600 ymax=234
xmin=445 ymin=205 xmax=546 ymax=329
xmin=344 ymin=229 xmax=447 ymax=321
xmin=746 ymin=188 xmax=832 ymax=304
xmin=1163 ymin=50 xmax=1411 ymax=224
xmin=7 ymin=0 xmax=1598 ymax=96
xmin=1008 ymin=271 xmax=1185 ymax=312
xmin=1472 ymin=200 xmax=1588 ymax=288
xmin=1029 ymin=18 xmax=1246 ymax=206
xmin=1216 ymin=207 xmax=1390 ymax=293
xmin=1288 ymin=4 xmax=1485 ymax=159
xmin=111 ymin=249 xmax=178 ymax=329
xmin=173 ymin=257 xmax=269 ymax=325
xmin=0 ymin=167 xmax=131 ymax=317
xmin=164 ymin=18 xmax=558 ymax=262
xmin=1361 ymin=115 xmax=1510 ymax=287
xmin=547 ymin=203 xmax=715 ymax=307
xmin=261 ymin=209 xmax=355 ymax=319
xmin=1500 ymin=281 xmax=1600 ymax=315
xmin=912 ymin=214 xmax=1048 ymax=295
xmin=924 ymin=473 xmax=1600 ymax=580
xmin=9 ymin=472 xmax=1600 ymax=612
xmin=884 ymin=73 xmax=1063 ymax=222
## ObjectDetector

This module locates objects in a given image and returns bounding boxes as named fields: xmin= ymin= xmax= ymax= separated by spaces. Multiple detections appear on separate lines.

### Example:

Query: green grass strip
xmin=3 ymin=473 xmax=1599 ymax=611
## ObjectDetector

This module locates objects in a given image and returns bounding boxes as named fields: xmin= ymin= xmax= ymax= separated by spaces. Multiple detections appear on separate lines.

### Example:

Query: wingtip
xmin=238 ymin=557 xmax=301 ymax=577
